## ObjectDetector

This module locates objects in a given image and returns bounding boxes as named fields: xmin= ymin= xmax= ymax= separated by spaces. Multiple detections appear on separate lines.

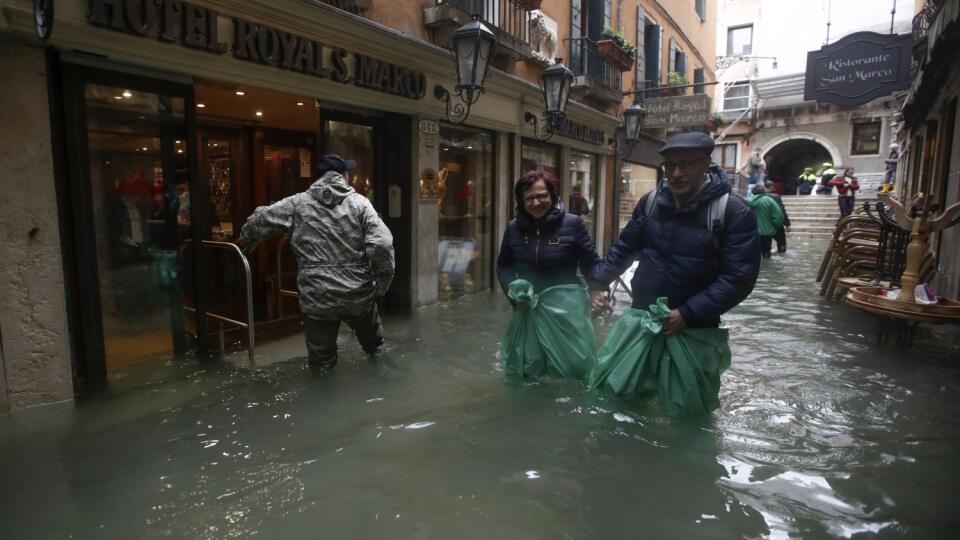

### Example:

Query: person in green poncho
xmin=746 ymin=183 xmax=785 ymax=259
xmin=495 ymin=170 xmax=604 ymax=379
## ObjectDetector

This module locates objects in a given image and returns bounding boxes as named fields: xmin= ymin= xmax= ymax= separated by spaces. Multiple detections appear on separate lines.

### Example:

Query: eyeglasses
xmin=661 ymin=156 xmax=707 ymax=172
xmin=523 ymin=192 xmax=551 ymax=204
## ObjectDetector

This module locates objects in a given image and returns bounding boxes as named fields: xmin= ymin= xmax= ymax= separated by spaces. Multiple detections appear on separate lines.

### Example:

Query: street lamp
xmin=524 ymin=58 xmax=577 ymax=141
xmin=623 ymin=102 xmax=646 ymax=147
xmin=434 ymin=14 xmax=497 ymax=124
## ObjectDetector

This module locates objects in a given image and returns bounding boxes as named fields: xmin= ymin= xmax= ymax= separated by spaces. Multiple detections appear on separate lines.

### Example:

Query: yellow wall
xmin=356 ymin=0 xmax=718 ymax=114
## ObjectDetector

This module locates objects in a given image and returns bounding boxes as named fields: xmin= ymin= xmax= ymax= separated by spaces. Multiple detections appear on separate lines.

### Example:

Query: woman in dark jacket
xmin=496 ymin=170 xmax=603 ymax=380
xmin=496 ymin=170 xmax=604 ymax=303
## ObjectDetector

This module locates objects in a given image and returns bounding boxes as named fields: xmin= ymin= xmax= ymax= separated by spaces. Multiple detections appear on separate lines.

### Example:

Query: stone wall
xmin=0 ymin=40 xmax=74 ymax=412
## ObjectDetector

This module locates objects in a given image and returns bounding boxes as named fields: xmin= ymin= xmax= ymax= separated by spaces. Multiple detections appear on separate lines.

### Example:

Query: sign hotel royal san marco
xmin=85 ymin=0 xmax=428 ymax=100
xmin=642 ymin=94 xmax=711 ymax=129
xmin=804 ymin=31 xmax=912 ymax=107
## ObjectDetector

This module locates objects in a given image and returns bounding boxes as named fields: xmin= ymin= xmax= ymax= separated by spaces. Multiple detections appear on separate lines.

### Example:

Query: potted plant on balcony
xmin=597 ymin=27 xmax=636 ymax=71
xmin=704 ymin=113 xmax=727 ymax=131
xmin=661 ymin=71 xmax=688 ymax=96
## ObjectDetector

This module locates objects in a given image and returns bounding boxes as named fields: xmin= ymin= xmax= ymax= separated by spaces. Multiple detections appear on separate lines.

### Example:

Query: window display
xmin=618 ymin=162 xmax=660 ymax=231
xmin=569 ymin=151 xmax=598 ymax=237
xmin=438 ymin=125 xmax=494 ymax=299
xmin=521 ymin=139 xmax=560 ymax=177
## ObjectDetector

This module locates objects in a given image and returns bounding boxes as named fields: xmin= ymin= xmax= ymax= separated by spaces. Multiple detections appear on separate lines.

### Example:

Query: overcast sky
xmin=745 ymin=0 xmax=915 ymax=77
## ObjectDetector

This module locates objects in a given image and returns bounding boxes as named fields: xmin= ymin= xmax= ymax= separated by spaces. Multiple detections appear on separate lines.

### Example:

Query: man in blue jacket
xmin=589 ymin=133 xmax=761 ymax=334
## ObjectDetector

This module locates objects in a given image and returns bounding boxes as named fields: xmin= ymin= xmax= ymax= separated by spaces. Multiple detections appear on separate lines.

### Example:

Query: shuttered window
xmin=635 ymin=6 xmax=646 ymax=93
xmin=668 ymin=38 xmax=677 ymax=75
xmin=696 ymin=0 xmax=706 ymax=22
xmin=694 ymin=67 xmax=705 ymax=94
xmin=571 ymin=0 xmax=583 ymax=73
xmin=645 ymin=23 xmax=661 ymax=86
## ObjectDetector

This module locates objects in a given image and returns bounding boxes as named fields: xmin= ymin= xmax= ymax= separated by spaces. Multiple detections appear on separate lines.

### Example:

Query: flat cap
xmin=659 ymin=132 xmax=716 ymax=155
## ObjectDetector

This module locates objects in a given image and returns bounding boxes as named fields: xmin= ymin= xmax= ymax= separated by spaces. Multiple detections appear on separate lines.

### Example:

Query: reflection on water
xmin=2 ymin=240 xmax=960 ymax=539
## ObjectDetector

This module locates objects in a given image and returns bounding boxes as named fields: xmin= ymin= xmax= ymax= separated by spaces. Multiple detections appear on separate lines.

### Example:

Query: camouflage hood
xmin=309 ymin=171 xmax=355 ymax=207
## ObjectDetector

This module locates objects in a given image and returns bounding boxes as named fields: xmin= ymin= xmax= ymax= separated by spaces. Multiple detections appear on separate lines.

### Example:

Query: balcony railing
xmin=912 ymin=0 xmax=945 ymax=62
xmin=439 ymin=0 xmax=532 ymax=45
xmin=569 ymin=38 xmax=622 ymax=98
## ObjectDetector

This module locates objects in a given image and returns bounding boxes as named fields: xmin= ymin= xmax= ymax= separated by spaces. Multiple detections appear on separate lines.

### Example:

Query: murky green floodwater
xmin=2 ymin=240 xmax=959 ymax=539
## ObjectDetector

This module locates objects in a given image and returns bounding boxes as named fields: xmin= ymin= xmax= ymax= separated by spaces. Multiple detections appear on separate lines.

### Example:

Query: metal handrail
xmin=181 ymin=240 xmax=256 ymax=365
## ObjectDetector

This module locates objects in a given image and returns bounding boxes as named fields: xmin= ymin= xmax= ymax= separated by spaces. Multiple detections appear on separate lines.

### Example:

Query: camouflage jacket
xmin=239 ymin=171 xmax=395 ymax=317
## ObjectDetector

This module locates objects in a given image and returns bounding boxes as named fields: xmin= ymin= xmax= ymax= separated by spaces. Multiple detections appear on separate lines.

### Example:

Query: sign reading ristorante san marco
xmin=804 ymin=31 xmax=911 ymax=107
xmin=86 ymin=0 xmax=427 ymax=100
xmin=642 ymin=95 xmax=711 ymax=129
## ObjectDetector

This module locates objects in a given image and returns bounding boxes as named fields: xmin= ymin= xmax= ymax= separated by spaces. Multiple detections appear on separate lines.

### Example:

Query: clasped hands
xmin=587 ymin=290 xmax=688 ymax=335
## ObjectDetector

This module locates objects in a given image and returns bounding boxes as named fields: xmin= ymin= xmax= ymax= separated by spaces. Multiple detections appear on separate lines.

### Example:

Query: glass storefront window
xmin=326 ymin=120 xmax=375 ymax=201
xmin=206 ymin=138 xmax=232 ymax=240
xmin=84 ymin=84 xmax=190 ymax=371
xmin=521 ymin=139 xmax=560 ymax=177
xmin=569 ymin=151 xmax=598 ymax=236
xmin=618 ymin=162 xmax=660 ymax=231
xmin=438 ymin=125 xmax=495 ymax=300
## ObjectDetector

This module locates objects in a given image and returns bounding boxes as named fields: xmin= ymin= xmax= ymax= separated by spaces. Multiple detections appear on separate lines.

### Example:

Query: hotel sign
xmin=86 ymin=0 xmax=427 ymax=100
xmin=552 ymin=118 xmax=605 ymax=145
xmin=804 ymin=31 xmax=911 ymax=106
xmin=642 ymin=95 xmax=711 ymax=128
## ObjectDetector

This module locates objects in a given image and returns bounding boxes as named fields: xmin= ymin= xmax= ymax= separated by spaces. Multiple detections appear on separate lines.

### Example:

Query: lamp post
xmin=622 ymin=102 xmax=646 ymax=152
xmin=524 ymin=58 xmax=576 ymax=141
xmin=434 ymin=14 xmax=497 ymax=124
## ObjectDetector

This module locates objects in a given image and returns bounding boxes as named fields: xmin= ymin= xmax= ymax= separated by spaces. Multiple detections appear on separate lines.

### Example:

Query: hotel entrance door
xmin=61 ymin=65 xmax=204 ymax=384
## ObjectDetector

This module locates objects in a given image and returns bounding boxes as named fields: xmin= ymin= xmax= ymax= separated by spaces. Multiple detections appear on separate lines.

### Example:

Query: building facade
xmin=712 ymin=0 xmax=914 ymax=193
xmin=895 ymin=0 xmax=960 ymax=300
xmin=0 ymin=0 xmax=715 ymax=412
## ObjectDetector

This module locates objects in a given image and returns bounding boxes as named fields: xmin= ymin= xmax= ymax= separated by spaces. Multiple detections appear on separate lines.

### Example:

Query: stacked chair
xmin=817 ymin=202 xmax=936 ymax=302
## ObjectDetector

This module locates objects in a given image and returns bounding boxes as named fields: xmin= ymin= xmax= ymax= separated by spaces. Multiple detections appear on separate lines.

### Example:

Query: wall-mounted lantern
xmin=434 ymin=15 xmax=497 ymax=124
xmin=524 ymin=58 xmax=576 ymax=141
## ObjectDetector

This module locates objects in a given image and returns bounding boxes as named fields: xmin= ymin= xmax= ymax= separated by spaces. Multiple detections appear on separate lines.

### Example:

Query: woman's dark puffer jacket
xmin=496 ymin=204 xmax=601 ymax=293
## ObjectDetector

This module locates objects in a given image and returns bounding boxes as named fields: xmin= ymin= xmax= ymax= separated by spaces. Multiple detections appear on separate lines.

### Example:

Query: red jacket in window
xmin=829 ymin=176 xmax=859 ymax=196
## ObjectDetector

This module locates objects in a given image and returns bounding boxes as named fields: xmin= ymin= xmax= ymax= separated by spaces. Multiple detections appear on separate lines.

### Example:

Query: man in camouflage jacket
xmin=239 ymin=154 xmax=395 ymax=370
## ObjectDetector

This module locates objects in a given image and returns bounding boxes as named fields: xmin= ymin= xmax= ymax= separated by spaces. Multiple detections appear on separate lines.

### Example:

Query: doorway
xmin=60 ymin=65 xmax=203 ymax=383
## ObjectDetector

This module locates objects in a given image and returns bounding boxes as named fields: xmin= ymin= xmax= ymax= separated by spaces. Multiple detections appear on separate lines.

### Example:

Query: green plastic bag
xmin=500 ymin=279 xmax=597 ymax=380
xmin=588 ymin=298 xmax=731 ymax=416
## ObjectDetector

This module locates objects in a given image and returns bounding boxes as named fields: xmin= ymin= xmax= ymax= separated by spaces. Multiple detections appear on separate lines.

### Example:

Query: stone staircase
xmin=781 ymin=195 xmax=879 ymax=239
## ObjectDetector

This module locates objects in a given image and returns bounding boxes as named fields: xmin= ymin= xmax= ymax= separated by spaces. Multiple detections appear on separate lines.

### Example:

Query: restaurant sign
xmin=86 ymin=0 xmax=427 ymax=100
xmin=642 ymin=95 xmax=711 ymax=128
xmin=804 ymin=31 xmax=911 ymax=107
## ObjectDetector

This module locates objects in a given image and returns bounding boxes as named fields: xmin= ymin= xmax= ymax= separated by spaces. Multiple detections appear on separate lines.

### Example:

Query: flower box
xmin=597 ymin=39 xmax=634 ymax=71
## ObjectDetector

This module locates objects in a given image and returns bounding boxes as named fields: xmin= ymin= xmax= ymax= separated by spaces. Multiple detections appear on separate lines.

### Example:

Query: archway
xmin=762 ymin=136 xmax=837 ymax=185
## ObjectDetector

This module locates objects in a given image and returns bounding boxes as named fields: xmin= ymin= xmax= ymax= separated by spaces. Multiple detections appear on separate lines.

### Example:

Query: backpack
xmin=642 ymin=188 xmax=730 ymax=232
xmin=640 ymin=188 xmax=733 ymax=251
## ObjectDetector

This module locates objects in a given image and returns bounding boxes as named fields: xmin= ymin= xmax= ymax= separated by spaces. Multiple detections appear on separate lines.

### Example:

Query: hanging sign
xmin=642 ymin=95 xmax=711 ymax=128
xmin=86 ymin=0 xmax=427 ymax=100
xmin=804 ymin=31 xmax=912 ymax=106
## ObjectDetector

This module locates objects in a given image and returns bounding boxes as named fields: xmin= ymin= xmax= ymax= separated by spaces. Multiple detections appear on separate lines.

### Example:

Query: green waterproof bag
xmin=588 ymin=298 xmax=731 ymax=416
xmin=500 ymin=280 xmax=598 ymax=381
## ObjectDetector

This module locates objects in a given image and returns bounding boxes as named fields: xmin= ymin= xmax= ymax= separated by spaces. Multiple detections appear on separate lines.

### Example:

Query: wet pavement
xmin=2 ymin=239 xmax=959 ymax=539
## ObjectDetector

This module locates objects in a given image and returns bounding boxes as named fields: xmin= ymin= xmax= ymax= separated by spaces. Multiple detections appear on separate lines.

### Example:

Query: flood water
xmin=2 ymin=240 xmax=959 ymax=539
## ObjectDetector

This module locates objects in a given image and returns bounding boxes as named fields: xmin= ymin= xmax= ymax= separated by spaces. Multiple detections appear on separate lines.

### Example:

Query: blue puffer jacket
xmin=496 ymin=204 xmax=601 ymax=293
xmin=588 ymin=168 xmax=761 ymax=328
